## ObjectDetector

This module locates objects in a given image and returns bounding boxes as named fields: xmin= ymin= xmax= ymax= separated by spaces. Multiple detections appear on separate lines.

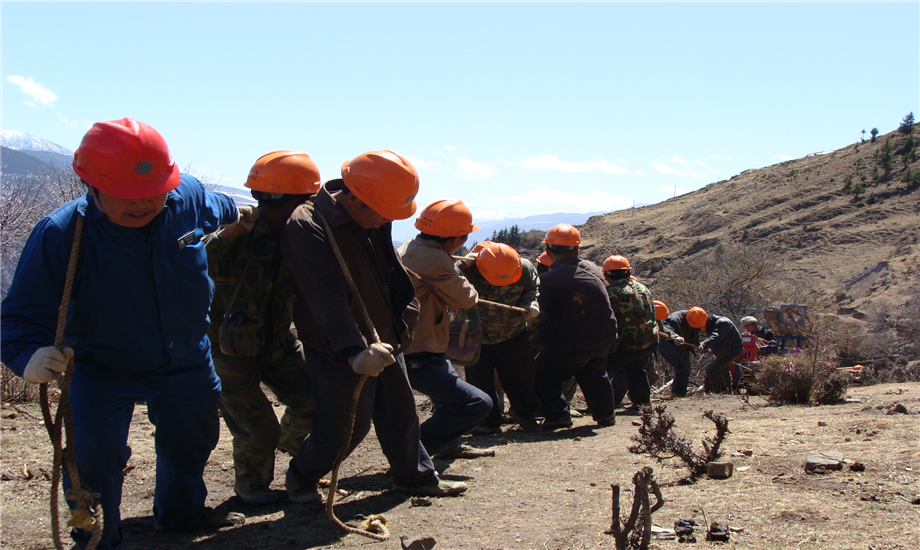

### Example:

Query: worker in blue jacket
xmin=0 ymin=118 xmax=244 ymax=550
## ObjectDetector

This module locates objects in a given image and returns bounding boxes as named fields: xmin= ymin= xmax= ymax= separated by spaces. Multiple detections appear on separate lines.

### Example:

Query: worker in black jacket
xmin=699 ymin=314 xmax=743 ymax=393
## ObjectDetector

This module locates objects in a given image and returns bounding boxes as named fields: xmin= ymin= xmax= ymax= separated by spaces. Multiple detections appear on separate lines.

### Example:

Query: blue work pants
xmin=66 ymin=363 xmax=220 ymax=550
xmin=405 ymin=352 xmax=492 ymax=455
xmin=658 ymin=340 xmax=693 ymax=397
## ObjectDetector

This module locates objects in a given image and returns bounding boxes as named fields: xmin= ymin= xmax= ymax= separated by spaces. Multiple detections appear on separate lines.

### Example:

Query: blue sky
xmin=4 ymin=2 xmax=918 ymax=232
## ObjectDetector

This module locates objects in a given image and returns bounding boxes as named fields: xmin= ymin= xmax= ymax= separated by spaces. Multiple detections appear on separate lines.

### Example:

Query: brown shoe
xmin=437 ymin=444 xmax=495 ymax=459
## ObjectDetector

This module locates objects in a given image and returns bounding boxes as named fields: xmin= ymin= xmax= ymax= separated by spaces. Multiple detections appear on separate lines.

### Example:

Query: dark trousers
xmin=406 ymin=352 xmax=492 ymax=454
xmin=658 ymin=340 xmax=693 ymax=396
xmin=703 ymin=352 xmax=742 ymax=393
xmin=465 ymin=331 xmax=540 ymax=429
xmin=67 ymin=364 xmax=220 ymax=550
xmin=535 ymin=346 xmax=614 ymax=422
xmin=289 ymin=346 xmax=438 ymax=489
xmin=607 ymin=346 xmax=654 ymax=407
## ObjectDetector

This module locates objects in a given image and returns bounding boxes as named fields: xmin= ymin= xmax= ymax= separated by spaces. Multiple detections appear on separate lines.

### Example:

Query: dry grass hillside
xmin=576 ymin=125 xmax=920 ymax=318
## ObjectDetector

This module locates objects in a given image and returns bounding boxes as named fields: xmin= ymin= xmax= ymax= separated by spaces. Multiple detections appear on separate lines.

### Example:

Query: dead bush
xmin=811 ymin=369 xmax=849 ymax=405
xmin=753 ymin=355 xmax=848 ymax=405
xmin=1 ymin=364 xmax=40 ymax=403
xmin=628 ymin=405 xmax=729 ymax=481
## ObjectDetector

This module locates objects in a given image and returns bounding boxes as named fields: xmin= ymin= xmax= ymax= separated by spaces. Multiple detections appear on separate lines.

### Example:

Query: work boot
xmin=285 ymin=470 xmax=322 ymax=504
xmin=394 ymin=480 xmax=468 ymax=497
xmin=470 ymin=425 xmax=502 ymax=436
xmin=509 ymin=408 xmax=540 ymax=433
xmin=595 ymin=414 xmax=616 ymax=427
xmin=541 ymin=415 xmax=574 ymax=431
xmin=234 ymin=482 xmax=278 ymax=505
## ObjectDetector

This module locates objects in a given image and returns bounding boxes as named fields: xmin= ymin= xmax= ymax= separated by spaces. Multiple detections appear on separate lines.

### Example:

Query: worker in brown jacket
xmin=398 ymin=199 xmax=494 ymax=459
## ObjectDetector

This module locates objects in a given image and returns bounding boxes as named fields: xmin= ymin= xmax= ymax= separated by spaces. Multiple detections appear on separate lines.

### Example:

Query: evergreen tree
xmin=870 ymin=128 xmax=879 ymax=142
xmin=900 ymin=112 xmax=915 ymax=135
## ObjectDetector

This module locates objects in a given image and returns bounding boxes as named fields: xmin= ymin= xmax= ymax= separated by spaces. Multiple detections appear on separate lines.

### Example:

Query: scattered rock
xmin=410 ymin=497 xmax=432 ymax=507
xmin=805 ymin=451 xmax=844 ymax=472
xmin=677 ymin=477 xmax=693 ymax=486
xmin=817 ymin=421 xmax=828 ymax=427
xmin=707 ymin=522 xmax=730 ymax=542
xmin=678 ymin=535 xmax=697 ymax=543
xmin=860 ymin=494 xmax=881 ymax=502
xmin=707 ymin=462 xmax=734 ymax=479
xmin=849 ymin=462 xmax=866 ymax=472
xmin=651 ymin=525 xmax=676 ymax=539
xmin=674 ymin=517 xmax=696 ymax=536
xmin=400 ymin=535 xmax=436 ymax=550
xmin=910 ymin=497 xmax=920 ymax=505
xmin=886 ymin=404 xmax=908 ymax=415
xmin=631 ymin=421 xmax=641 ymax=427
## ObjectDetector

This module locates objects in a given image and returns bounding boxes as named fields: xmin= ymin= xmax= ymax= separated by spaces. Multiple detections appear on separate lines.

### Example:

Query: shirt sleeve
xmin=0 ymin=215 xmax=73 ymax=376
xmin=701 ymin=318 xmax=730 ymax=349
xmin=517 ymin=261 xmax=539 ymax=309
xmin=420 ymin=261 xmax=478 ymax=310
xmin=281 ymin=211 xmax=368 ymax=357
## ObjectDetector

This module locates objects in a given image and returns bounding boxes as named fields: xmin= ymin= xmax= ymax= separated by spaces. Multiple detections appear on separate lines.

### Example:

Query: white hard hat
xmin=740 ymin=316 xmax=758 ymax=326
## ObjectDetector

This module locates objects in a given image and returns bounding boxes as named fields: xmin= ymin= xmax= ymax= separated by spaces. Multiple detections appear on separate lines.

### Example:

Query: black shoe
xmin=542 ymin=415 xmax=574 ymax=431
xmin=596 ymin=414 xmax=616 ymax=427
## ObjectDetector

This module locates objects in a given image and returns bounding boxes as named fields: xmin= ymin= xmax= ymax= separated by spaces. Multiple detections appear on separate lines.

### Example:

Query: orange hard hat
xmin=72 ymin=117 xmax=180 ymax=199
xmin=470 ymin=242 xmax=487 ymax=254
xmin=341 ymin=150 xmax=419 ymax=220
xmin=414 ymin=199 xmax=479 ymax=237
xmin=654 ymin=300 xmax=670 ymax=321
xmin=686 ymin=307 xmax=708 ymax=329
xmin=536 ymin=251 xmax=552 ymax=267
xmin=603 ymin=255 xmax=631 ymax=271
xmin=543 ymin=223 xmax=581 ymax=246
xmin=245 ymin=150 xmax=321 ymax=195
xmin=476 ymin=241 xmax=523 ymax=286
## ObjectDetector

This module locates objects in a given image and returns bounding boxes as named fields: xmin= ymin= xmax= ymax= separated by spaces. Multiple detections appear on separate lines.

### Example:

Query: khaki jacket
xmin=398 ymin=237 xmax=478 ymax=355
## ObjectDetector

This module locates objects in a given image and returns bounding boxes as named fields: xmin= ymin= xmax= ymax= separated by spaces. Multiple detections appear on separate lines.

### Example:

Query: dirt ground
xmin=2 ymin=381 xmax=919 ymax=550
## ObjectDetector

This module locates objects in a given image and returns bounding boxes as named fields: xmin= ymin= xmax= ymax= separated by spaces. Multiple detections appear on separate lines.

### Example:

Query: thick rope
xmin=313 ymin=208 xmax=389 ymax=542
xmin=404 ymin=266 xmax=527 ymax=313
xmin=38 ymin=214 xmax=103 ymax=549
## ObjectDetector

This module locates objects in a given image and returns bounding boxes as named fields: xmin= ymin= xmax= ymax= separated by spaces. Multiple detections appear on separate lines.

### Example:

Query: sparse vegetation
xmin=629 ymin=406 xmax=730 ymax=481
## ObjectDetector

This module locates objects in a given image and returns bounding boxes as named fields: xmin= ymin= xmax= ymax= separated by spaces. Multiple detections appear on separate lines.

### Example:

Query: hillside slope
xmin=578 ymin=126 xmax=920 ymax=317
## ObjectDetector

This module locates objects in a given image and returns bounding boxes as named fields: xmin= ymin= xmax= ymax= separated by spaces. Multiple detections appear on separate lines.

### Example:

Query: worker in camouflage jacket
xmin=205 ymin=151 xmax=319 ymax=505
xmin=602 ymin=256 xmax=658 ymax=409
xmin=459 ymin=241 xmax=542 ymax=432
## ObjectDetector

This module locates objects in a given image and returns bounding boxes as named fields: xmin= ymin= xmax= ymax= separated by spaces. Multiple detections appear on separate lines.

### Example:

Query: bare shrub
xmin=628 ymin=405 xmax=729 ymax=481
xmin=1 ymin=365 xmax=39 ymax=403
xmin=753 ymin=355 xmax=848 ymax=405
xmin=811 ymin=369 xmax=849 ymax=405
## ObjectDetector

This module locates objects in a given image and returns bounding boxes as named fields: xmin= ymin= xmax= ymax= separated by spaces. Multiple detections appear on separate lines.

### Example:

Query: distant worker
xmin=699 ymin=314 xmax=743 ymax=393
xmin=602 ymin=255 xmax=658 ymax=411
xmin=205 ymin=151 xmax=319 ymax=505
xmin=739 ymin=315 xmax=776 ymax=345
xmin=535 ymin=251 xmax=552 ymax=275
xmin=281 ymin=151 xmax=467 ymax=502
xmin=459 ymin=241 xmax=542 ymax=433
xmin=658 ymin=307 xmax=708 ymax=397
xmin=1 ymin=118 xmax=243 ymax=549
xmin=533 ymin=224 xmax=618 ymax=430
xmin=398 ymin=199 xmax=494 ymax=459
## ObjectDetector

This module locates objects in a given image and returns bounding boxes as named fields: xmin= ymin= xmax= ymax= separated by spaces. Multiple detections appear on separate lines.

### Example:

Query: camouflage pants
xmin=214 ymin=339 xmax=315 ymax=492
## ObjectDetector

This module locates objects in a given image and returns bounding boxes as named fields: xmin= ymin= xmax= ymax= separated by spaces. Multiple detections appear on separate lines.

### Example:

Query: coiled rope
xmin=37 ymin=213 xmax=103 ymax=550
xmin=313 ymin=207 xmax=389 ymax=542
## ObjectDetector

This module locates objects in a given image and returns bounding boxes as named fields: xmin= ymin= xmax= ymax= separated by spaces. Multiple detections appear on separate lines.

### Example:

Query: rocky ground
xmin=2 ymin=382 xmax=919 ymax=550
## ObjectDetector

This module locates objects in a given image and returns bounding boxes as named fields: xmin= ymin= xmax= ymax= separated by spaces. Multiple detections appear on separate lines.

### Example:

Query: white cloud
xmin=634 ymin=169 xmax=645 ymax=176
xmin=650 ymin=161 xmax=704 ymax=178
xmin=454 ymin=157 xmax=495 ymax=180
xmin=7 ymin=75 xmax=58 ymax=108
xmin=726 ymin=155 xmax=733 ymax=161
xmin=509 ymin=186 xmax=633 ymax=211
xmin=405 ymin=154 xmax=441 ymax=172
xmin=693 ymin=159 xmax=719 ymax=174
xmin=501 ymin=153 xmax=628 ymax=174
xmin=773 ymin=154 xmax=793 ymax=161
xmin=443 ymin=145 xmax=456 ymax=151
xmin=658 ymin=185 xmax=688 ymax=197
xmin=668 ymin=155 xmax=692 ymax=168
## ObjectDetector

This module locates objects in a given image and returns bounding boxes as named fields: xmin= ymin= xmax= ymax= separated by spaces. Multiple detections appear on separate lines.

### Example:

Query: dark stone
xmin=707 ymin=522 xmax=730 ymax=542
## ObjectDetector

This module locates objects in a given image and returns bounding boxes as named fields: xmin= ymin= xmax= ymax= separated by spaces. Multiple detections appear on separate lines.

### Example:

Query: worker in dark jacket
xmin=699 ymin=314 xmax=743 ymax=393
xmin=1 ymin=118 xmax=242 ymax=549
xmin=533 ymin=224 xmax=618 ymax=430
xmin=205 ymin=151 xmax=319 ymax=505
xmin=280 ymin=151 xmax=466 ymax=504
xmin=658 ymin=307 xmax=708 ymax=397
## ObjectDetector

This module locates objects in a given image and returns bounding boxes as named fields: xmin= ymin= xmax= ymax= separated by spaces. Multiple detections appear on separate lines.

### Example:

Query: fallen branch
xmin=605 ymin=467 xmax=664 ymax=550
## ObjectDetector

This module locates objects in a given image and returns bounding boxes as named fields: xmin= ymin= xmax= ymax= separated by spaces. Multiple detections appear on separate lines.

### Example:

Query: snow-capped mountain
xmin=0 ymin=130 xmax=72 ymax=156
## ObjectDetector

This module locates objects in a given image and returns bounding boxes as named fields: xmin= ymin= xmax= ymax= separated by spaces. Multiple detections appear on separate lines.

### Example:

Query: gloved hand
xmin=350 ymin=343 xmax=396 ymax=376
xmin=697 ymin=344 xmax=707 ymax=353
xmin=219 ymin=206 xmax=260 ymax=242
xmin=456 ymin=252 xmax=478 ymax=270
xmin=674 ymin=336 xmax=685 ymax=346
xmin=524 ymin=303 xmax=541 ymax=321
xmin=24 ymin=346 xmax=73 ymax=384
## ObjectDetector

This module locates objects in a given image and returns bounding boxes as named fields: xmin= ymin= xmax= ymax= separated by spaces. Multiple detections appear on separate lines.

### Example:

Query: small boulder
xmin=707 ymin=522 xmax=730 ymax=542
xmin=805 ymin=451 xmax=844 ymax=472
xmin=707 ymin=462 xmax=734 ymax=479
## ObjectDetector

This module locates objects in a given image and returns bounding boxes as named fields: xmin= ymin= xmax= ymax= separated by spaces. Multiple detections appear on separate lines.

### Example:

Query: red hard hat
xmin=341 ymin=150 xmax=419 ymax=220
xmin=72 ymin=118 xmax=180 ymax=199
xmin=476 ymin=241 xmax=523 ymax=286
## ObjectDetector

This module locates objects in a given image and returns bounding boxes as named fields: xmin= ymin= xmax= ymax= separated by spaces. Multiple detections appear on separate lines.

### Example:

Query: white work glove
xmin=350 ymin=343 xmax=396 ymax=376
xmin=456 ymin=252 xmax=478 ymax=270
xmin=220 ymin=205 xmax=261 ymax=242
xmin=24 ymin=346 xmax=73 ymax=384
xmin=673 ymin=336 xmax=685 ymax=346
xmin=524 ymin=303 xmax=541 ymax=321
